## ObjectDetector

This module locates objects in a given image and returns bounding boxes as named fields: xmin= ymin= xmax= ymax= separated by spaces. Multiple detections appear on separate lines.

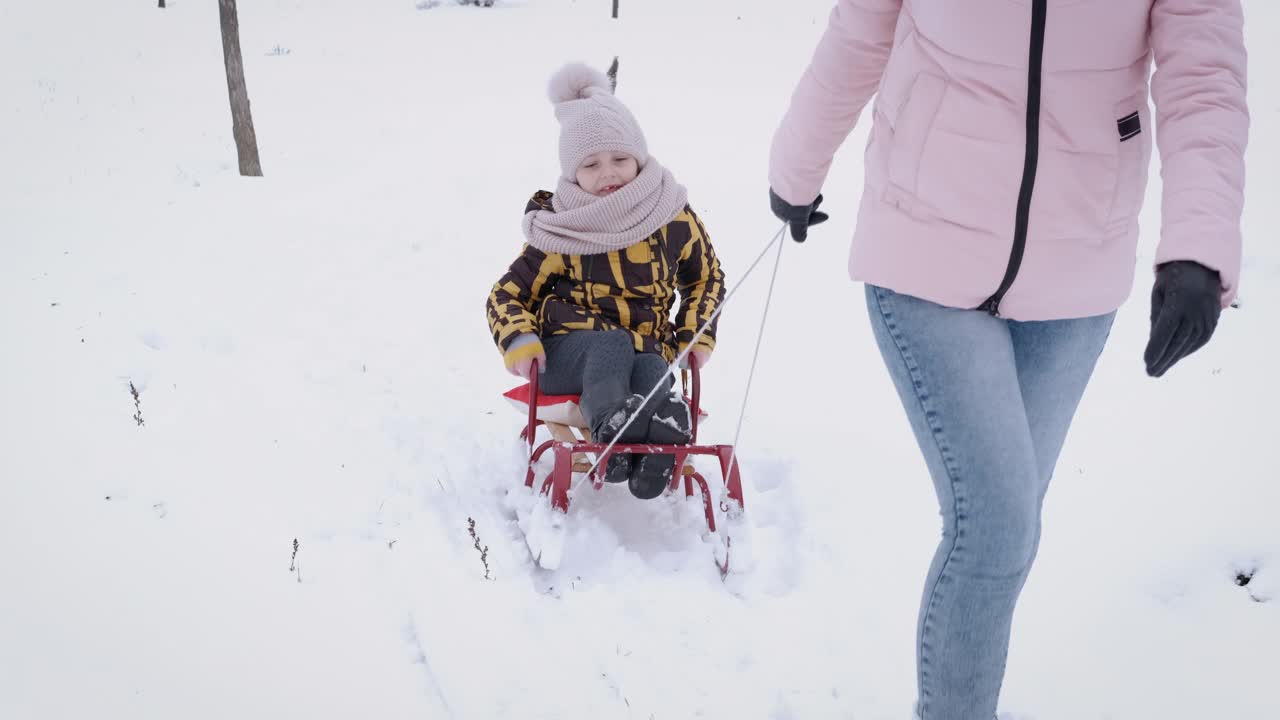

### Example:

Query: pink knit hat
xmin=548 ymin=63 xmax=649 ymax=180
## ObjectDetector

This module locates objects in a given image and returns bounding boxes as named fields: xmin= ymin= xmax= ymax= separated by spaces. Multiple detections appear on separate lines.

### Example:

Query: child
xmin=486 ymin=62 xmax=726 ymax=500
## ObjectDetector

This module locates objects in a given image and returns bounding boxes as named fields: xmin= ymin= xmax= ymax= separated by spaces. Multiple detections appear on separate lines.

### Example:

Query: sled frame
xmin=517 ymin=357 xmax=744 ymax=572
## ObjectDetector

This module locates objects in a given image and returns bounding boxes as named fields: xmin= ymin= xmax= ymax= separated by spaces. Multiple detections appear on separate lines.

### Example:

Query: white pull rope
xmin=581 ymin=222 xmax=789 ymax=480
xmin=722 ymin=219 xmax=786 ymax=490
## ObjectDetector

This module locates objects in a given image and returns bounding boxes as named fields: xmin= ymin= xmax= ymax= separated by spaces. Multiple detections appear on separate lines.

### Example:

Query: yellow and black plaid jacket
xmin=486 ymin=191 xmax=726 ymax=364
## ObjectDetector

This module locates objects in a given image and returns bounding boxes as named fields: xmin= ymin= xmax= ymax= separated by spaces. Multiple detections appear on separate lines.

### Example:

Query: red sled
xmin=508 ymin=356 xmax=744 ymax=576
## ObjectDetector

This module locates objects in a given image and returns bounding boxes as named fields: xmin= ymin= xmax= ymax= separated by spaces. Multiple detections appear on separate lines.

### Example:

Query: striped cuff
xmin=503 ymin=336 xmax=545 ymax=369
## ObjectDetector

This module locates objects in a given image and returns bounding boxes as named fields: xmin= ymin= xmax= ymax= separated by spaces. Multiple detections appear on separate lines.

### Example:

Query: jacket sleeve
xmin=674 ymin=208 xmax=727 ymax=355
xmin=485 ymin=244 xmax=565 ymax=354
xmin=768 ymin=0 xmax=902 ymax=206
xmin=1150 ymin=0 xmax=1249 ymax=307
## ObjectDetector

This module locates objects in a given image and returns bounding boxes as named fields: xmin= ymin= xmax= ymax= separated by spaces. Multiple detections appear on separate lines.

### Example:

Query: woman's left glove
xmin=1145 ymin=261 xmax=1223 ymax=378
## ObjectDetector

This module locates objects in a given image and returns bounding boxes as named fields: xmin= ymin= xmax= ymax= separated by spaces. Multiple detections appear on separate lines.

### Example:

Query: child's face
xmin=575 ymin=151 xmax=639 ymax=197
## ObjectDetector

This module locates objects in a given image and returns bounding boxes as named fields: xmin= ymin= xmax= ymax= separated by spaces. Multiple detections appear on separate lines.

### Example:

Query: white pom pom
xmin=547 ymin=62 xmax=611 ymax=103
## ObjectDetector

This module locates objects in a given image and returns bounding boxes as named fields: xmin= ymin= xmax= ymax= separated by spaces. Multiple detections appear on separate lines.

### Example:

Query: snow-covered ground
xmin=2 ymin=1 xmax=1276 ymax=718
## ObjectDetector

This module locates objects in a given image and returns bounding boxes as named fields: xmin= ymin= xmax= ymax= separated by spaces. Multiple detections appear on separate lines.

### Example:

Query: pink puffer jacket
xmin=770 ymin=0 xmax=1248 ymax=320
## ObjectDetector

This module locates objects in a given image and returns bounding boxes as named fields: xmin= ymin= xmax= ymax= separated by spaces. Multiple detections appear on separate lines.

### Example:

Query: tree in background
xmin=218 ymin=0 xmax=263 ymax=176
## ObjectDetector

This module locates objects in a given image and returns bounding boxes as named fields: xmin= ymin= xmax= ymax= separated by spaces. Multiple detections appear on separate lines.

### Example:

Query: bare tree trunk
xmin=218 ymin=0 xmax=263 ymax=176
xmin=606 ymin=57 xmax=619 ymax=92
xmin=159 ymin=0 xmax=166 ymax=8
xmin=611 ymin=0 xmax=619 ymax=19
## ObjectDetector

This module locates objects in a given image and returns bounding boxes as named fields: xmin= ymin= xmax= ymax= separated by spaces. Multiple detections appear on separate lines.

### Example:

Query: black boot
xmin=646 ymin=391 xmax=693 ymax=445
xmin=599 ymin=452 xmax=633 ymax=484
xmin=589 ymin=394 xmax=646 ymax=485
xmin=589 ymin=393 xmax=647 ymax=444
xmin=629 ymin=453 xmax=676 ymax=500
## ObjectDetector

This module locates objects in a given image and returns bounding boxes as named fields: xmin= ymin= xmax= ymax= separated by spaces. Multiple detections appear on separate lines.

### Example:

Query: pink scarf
xmin=522 ymin=159 xmax=687 ymax=255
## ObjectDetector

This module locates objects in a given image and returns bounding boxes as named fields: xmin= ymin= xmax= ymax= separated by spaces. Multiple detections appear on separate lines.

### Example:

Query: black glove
xmin=769 ymin=188 xmax=829 ymax=243
xmin=1144 ymin=260 xmax=1223 ymax=378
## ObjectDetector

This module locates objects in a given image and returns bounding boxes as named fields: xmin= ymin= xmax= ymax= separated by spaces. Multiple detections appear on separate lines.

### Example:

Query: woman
xmin=768 ymin=2 xmax=1247 ymax=718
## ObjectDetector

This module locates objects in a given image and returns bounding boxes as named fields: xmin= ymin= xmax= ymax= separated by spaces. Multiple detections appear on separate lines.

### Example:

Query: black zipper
xmin=977 ymin=0 xmax=1047 ymax=317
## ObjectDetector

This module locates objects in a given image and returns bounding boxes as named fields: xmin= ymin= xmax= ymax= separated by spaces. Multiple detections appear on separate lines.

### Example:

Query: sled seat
xmin=503 ymin=379 xmax=708 ymax=475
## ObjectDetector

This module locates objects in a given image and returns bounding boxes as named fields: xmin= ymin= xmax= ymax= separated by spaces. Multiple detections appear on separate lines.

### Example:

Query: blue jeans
xmin=865 ymin=285 xmax=1114 ymax=720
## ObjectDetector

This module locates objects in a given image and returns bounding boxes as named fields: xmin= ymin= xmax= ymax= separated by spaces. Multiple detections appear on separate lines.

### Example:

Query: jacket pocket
xmin=1108 ymin=96 xmax=1152 ymax=230
xmin=883 ymin=77 xmax=1118 ymax=244
xmin=1027 ymin=146 xmax=1115 ymax=245
xmin=538 ymin=296 xmax=601 ymax=334
xmin=885 ymin=73 xmax=948 ymax=208
xmin=881 ymin=72 xmax=1023 ymax=235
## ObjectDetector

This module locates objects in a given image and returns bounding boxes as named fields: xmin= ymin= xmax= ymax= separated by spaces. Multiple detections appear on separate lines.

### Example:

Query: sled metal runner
xmin=518 ymin=356 xmax=743 ymax=577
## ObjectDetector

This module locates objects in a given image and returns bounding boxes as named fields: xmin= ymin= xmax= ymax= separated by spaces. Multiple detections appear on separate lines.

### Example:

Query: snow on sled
xmin=506 ymin=355 xmax=744 ymax=578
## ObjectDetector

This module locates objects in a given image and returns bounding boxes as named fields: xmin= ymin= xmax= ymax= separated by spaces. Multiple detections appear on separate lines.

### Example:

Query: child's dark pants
xmin=539 ymin=329 xmax=671 ymax=437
